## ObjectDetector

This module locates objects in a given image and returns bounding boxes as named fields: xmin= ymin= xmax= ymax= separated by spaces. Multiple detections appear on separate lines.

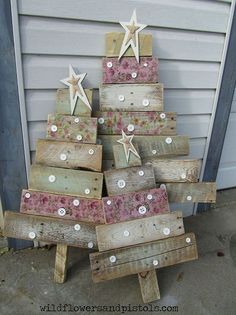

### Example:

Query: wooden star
xmin=119 ymin=9 xmax=147 ymax=63
xmin=61 ymin=64 xmax=92 ymax=115
xmin=117 ymin=130 xmax=140 ymax=162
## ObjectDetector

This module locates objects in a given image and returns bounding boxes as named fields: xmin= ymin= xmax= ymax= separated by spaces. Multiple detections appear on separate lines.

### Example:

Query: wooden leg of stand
xmin=138 ymin=270 xmax=160 ymax=303
xmin=54 ymin=244 xmax=68 ymax=283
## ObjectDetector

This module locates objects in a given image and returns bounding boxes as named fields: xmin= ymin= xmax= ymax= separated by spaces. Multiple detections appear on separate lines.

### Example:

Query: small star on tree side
xmin=119 ymin=9 xmax=147 ymax=63
xmin=61 ymin=64 xmax=92 ymax=115
xmin=117 ymin=130 xmax=141 ymax=162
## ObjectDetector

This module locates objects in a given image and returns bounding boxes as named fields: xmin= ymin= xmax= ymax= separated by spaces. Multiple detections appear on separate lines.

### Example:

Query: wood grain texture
xmin=99 ymin=84 xmax=163 ymax=112
xmin=105 ymin=32 xmax=152 ymax=57
xmin=102 ymin=187 xmax=169 ymax=224
xmin=145 ymin=159 xmax=201 ymax=183
xmin=46 ymin=114 xmax=97 ymax=144
xmin=54 ymin=244 xmax=68 ymax=283
xmin=55 ymin=88 xmax=92 ymax=116
xmin=90 ymin=233 xmax=198 ymax=282
xmin=35 ymin=139 xmax=102 ymax=172
xmin=20 ymin=189 xmax=105 ymax=224
xmin=29 ymin=165 xmax=103 ymax=199
xmin=96 ymin=211 xmax=184 ymax=251
xmin=103 ymin=57 xmax=158 ymax=84
xmin=104 ymin=165 xmax=156 ymax=196
xmin=113 ymin=144 xmax=141 ymax=169
xmin=3 ymin=211 xmax=98 ymax=248
xmin=99 ymin=135 xmax=189 ymax=160
xmin=164 ymin=182 xmax=217 ymax=203
xmin=96 ymin=111 xmax=176 ymax=135
xmin=138 ymin=270 xmax=160 ymax=302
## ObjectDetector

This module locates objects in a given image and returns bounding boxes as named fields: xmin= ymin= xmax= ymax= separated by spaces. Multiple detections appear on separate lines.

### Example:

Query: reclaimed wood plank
xmin=29 ymin=165 xmax=103 ymax=199
xmin=138 ymin=270 xmax=160 ymax=302
xmin=104 ymin=165 xmax=155 ymax=196
xmin=102 ymin=187 xmax=169 ymax=224
xmin=90 ymin=233 xmax=198 ymax=282
xmin=96 ymin=211 xmax=184 ymax=251
xmin=99 ymin=84 xmax=163 ymax=112
xmin=113 ymin=144 xmax=141 ymax=169
xmin=35 ymin=139 xmax=102 ymax=172
xmin=145 ymin=159 xmax=201 ymax=183
xmin=3 ymin=211 xmax=98 ymax=249
xmin=56 ymin=88 xmax=92 ymax=116
xmin=105 ymin=32 xmax=152 ymax=57
xmin=96 ymin=111 xmax=176 ymax=135
xmin=46 ymin=114 xmax=97 ymax=144
xmin=54 ymin=244 xmax=68 ymax=283
xmin=20 ymin=189 xmax=105 ymax=224
xmin=103 ymin=57 xmax=158 ymax=84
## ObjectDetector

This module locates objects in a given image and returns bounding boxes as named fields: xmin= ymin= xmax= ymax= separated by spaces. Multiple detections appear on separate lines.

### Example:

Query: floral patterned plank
xmin=102 ymin=187 xmax=169 ymax=224
xmin=103 ymin=57 xmax=158 ymax=84
xmin=46 ymin=114 xmax=97 ymax=144
xmin=20 ymin=189 xmax=105 ymax=224
xmin=95 ymin=111 xmax=176 ymax=135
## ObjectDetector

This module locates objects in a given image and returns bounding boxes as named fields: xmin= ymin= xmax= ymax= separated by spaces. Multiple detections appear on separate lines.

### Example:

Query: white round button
xmin=165 ymin=137 xmax=172 ymax=144
xmin=74 ymin=117 xmax=80 ymax=123
xmin=131 ymin=72 xmax=137 ymax=78
xmin=127 ymin=124 xmax=134 ymax=132
xmin=160 ymin=184 xmax=166 ymax=190
xmin=142 ymin=99 xmax=150 ymax=107
xmin=28 ymin=232 xmax=36 ymax=239
xmin=73 ymin=199 xmax=80 ymax=207
xmin=85 ymin=188 xmax=90 ymax=195
xmin=152 ymin=149 xmax=157 ymax=155
xmin=89 ymin=149 xmax=94 ymax=155
xmin=153 ymin=259 xmax=159 ymax=266
xmin=88 ymin=242 xmax=94 ymax=248
xmin=139 ymin=170 xmax=144 ymax=176
xmin=51 ymin=125 xmax=57 ymax=132
xmin=58 ymin=208 xmax=66 ymax=216
xmin=77 ymin=134 xmax=83 ymax=141
xmin=187 ymin=195 xmax=192 ymax=201
xmin=48 ymin=175 xmax=56 ymax=183
xmin=25 ymin=192 xmax=31 ymax=199
xmin=143 ymin=62 xmax=148 ymax=67
xmin=110 ymin=255 xmax=116 ymax=263
xmin=138 ymin=206 xmax=147 ymax=215
xmin=186 ymin=237 xmax=191 ymax=243
xmin=163 ymin=227 xmax=170 ymax=236
xmin=118 ymin=95 xmax=125 ymax=102
xmin=181 ymin=173 xmax=187 ymax=179
xmin=147 ymin=194 xmax=153 ymax=200
xmin=160 ymin=113 xmax=166 ymax=119
xmin=106 ymin=200 xmax=112 ymax=205
xmin=117 ymin=179 xmax=126 ymax=189
xmin=123 ymin=230 xmax=130 ymax=237
xmin=60 ymin=153 xmax=67 ymax=161
xmin=74 ymin=224 xmax=81 ymax=231
xmin=107 ymin=61 xmax=113 ymax=68
xmin=98 ymin=117 xmax=104 ymax=124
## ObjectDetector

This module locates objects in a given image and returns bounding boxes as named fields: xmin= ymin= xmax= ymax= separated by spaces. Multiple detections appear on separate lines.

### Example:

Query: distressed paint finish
xmin=96 ymin=111 xmax=176 ymax=135
xmin=20 ymin=189 xmax=105 ymax=224
xmin=99 ymin=83 xmax=163 ymax=112
xmin=113 ymin=144 xmax=141 ymax=169
xmin=55 ymin=88 xmax=92 ymax=116
xmin=102 ymin=187 xmax=169 ymax=224
xmin=105 ymin=32 xmax=152 ymax=57
xmin=102 ymin=57 xmax=158 ymax=84
xmin=3 ymin=211 xmax=98 ymax=249
xmin=96 ymin=211 xmax=184 ymax=251
xmin=29 ymin=165 xmax=103 ymax=199
xmin=46 ymin=114 xmax=97 ymax=144
xmin=104 ymin=165 xmax=156 ymax=196
xmin=35 ymin=139 xmax=102 ymax=171
xmin=90 ymin=233 xmax=198 ymax=282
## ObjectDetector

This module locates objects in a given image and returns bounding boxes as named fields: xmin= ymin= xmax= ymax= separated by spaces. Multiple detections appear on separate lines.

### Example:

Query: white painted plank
xmin=18 ymin=0 xmax=230 ymax=33
xmin=19 ymin=16 xmax=225 ymax=61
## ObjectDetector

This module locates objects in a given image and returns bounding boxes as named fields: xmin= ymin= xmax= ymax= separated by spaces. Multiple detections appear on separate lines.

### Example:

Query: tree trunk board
xmin=54 ymin=244 xmax=68 ymax=283
xmin=113 ymin=144 xmax=141 ymax=169
xmin=138 ymin=270 xmax=160 ymax=302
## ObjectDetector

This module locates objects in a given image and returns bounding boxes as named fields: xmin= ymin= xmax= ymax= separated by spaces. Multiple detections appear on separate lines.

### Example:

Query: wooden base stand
xmin=54 ymin=244 xmax=68 ymax=283
xmin=138 ymin=270 xmax=160 ymax=303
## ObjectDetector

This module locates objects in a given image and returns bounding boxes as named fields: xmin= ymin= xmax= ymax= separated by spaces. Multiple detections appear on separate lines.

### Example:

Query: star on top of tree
xmin=60 ymin=64 xmax=92 ymax=115
xmin=118 ymin=9 xmax=147 ymax=63
xmin=117 ymin=130 xmax=141 ymax=162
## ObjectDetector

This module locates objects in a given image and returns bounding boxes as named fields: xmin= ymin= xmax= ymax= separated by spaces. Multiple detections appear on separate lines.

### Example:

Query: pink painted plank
xmin=102 ymin=57 xmax=158 ymax=84
xmin=20 ymin=189 xmax=105 ymax=224
xmin=102 ymin=187 xmax=169 ymax=224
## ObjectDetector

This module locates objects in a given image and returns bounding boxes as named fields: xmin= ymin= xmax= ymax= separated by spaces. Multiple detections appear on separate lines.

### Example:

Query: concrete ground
xmin=0 ymin=189 xmax=236 ymax=315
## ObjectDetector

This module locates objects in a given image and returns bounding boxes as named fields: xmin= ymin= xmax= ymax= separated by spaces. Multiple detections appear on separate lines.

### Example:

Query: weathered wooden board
xmin=99 ymin=84 xmax=163 ymax=112
xmin=96 ymin=111 xmax=176 ymax=135
xmin=55 ymin=88 xmax=92 ymax=117
xmin=104 ymin=165 xmax=156 ymax=196
xmin=113 ymin=144 xmax=141 ymax=169
xmin=145 ymin=159 xmax=201 ymax=183
xmin=46 ymin=114 xmax=97 ymax=144
xmin=54 ymin=244 xmax=68 ymax=283
xmin=90 ymin=233 xmax=198 ymax=282
xmin=96 ymin=211 xmax=184 ymax=251
xmin=35 ymin=139 xmax=102 ymax=172
xmin=29 ymin=165 xmax=103 ymax=199
xmin=20 ymin=189 xmax=105 ymax=224
xmin=102 ymin=187 xmax=169 ymax=224
xmin=103 ymin=57 xmax=158 ymax=84
xmin=163 ymin=182 xmax=217 ymax=203
xmin=138 ymin=270 xmax=160 ymax=302
xmin=105 ymin=32 xmax=152 ymax=57
xmin=99 ymin=135 xmax=189 ymax=160
xmin=3 ymin=211 xmax=98 ymax=249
